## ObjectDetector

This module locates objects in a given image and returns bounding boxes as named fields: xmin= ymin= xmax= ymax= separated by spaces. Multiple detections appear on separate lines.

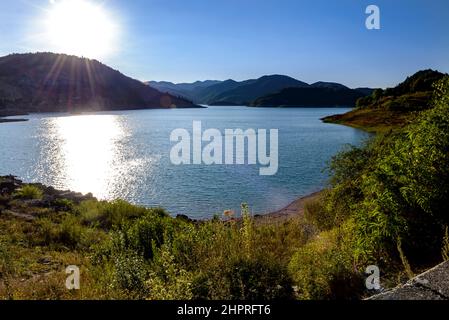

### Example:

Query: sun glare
xmin=44 ymin=0 xmax=119 ymax=59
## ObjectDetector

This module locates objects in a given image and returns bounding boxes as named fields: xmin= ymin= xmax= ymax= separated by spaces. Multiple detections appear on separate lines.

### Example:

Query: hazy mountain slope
xmin=252 ymin=86 xmax=365 ymax=107
xmin=145 ymin=75 xmax=375 ymax=107
xmin=208 ymin=75 xmax=309 ymax=105
xmin=0 ymin=53 xmax=196 ymax=114
xmin=194 ymin=79 xmax=247 ymax=104
xmin=146 ymin=81 xmax=190 ymax=98
xmin=146 ymin=80 xmax=221 ymax=101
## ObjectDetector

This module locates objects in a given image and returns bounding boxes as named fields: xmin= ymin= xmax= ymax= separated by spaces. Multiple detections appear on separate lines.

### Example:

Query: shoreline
xmin=1 ymin=175 xmax=323 ymax=224
xmin=252 ymin=190 xmax=323 ymax=224
xmin=0 ymin=118 xmax=29 ymax=123
xmin=0 ymin=105 xmax=207 ymax=124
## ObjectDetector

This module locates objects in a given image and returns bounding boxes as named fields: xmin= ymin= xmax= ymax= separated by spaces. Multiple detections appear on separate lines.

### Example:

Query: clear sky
xmin=0 ymin=0 xmax=448 ymax=88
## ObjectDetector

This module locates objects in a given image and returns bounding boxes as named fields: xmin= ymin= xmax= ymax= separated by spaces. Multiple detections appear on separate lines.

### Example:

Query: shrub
xmin=57 ymin=215 xmax=84 ymax=249
xmin=14 ymin=185 xmax=43 ymax=200
xmin=126 ymin=213 xmax=167 ymax=260
xmin=288 ymin=225 xmax=363 ymax=300
xmin=226 ymin=257 xmax=294 ymax=300
xmin=113 ymin=251 xmax=149 ymax=296
xmin=147 ymin=245 xmax=193 ymax=300
xmin=51 ymin=198 xmax=74 ymax=212
xmin=304 ymin=195 xmax=332 ymax=231
xmin=322 ymin=76 xmax=449 ymax=267
xmin=35 ymin=215 xmax=99 ymax=249
xmin=77 ymin=199 xmax=165 ymax=229
xmin=0 ymin=194 xmax=10 ymax=208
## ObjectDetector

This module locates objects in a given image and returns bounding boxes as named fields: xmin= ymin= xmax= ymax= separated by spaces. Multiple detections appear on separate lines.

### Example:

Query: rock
xmin=368 ymin=261 xmax=449 ymax=300
xmin=176 ymin=214 xmax=194 ymax=223
xmin=23 ymin=199 xmax=46 ymax=207
xmin=0 ymin=175 xmax=23 ymax=194
xmin=37 ymin=257 xmax=52 ymax=265
xmin=3 ymin=210 xmax=35 ymax=221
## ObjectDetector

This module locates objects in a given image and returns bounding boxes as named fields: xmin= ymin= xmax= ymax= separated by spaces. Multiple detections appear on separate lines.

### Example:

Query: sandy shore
xmin=253 ymin=190 xmax=323 ymax=224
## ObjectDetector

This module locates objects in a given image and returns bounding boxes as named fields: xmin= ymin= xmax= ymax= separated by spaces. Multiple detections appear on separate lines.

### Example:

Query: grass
xmin=0 ymin=191 xmax=324 ymax=300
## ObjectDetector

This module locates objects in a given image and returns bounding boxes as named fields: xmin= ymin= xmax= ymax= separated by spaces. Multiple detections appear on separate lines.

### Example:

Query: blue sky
xmin=0 ymin=0 xmax=448 ymax=88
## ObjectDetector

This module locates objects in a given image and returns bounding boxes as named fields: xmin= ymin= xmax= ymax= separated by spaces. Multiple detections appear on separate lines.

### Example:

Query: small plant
xmin=147 ymin=244 xmax=193 ymax=300
xmin=397 ymin=237 xmax=414 ymax=280
xmin=0 ymin=241 xmax=14 ymax=300
xmin=241 ymin=203 xmax=253 ymax=259
xmin=226 ymin=257 xmax=294 ymax=300
xmin=304 ymin=196 xmax=332 ymax=231
xmin=113 ymin=251 xmax=149 ymax=296
xmin=51 ymin=198 xmax=74 ymax=212
xmin=442 ymin=226 xmax=449 ymax=261
xmin=14 ymin=185 xmax=43 ymax=200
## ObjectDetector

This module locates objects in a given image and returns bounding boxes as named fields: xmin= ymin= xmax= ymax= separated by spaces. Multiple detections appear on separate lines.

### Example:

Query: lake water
xmin=0 ymin=107 xmax=368 ymax=218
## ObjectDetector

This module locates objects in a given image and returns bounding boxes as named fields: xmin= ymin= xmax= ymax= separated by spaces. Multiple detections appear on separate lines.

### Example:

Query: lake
xmin=0 ymin=106 xmax=369 ymax=218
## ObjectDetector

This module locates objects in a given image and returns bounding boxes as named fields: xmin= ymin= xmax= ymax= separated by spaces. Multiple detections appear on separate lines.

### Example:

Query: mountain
xmin=206 ymin=75 xmax=309 ymax=105
xmin=146 ymin=80 xmax=221 ymax=101
xmin=354 ymin=87 xmax=375 ymax=96
xmin=311 ymin=81 xmax=349 ymax=90
xmin=251 ymin=86 xmax=366 ymax=107
xmin=0 ymin=53 xmax=197 ymax=115
xmin=146 ymin=75 xmax=311 ymax=105
xmin=194 ymin=79 xmax=245 ymax=104
xmin=311 ymin=83 xmax=376 ymax=96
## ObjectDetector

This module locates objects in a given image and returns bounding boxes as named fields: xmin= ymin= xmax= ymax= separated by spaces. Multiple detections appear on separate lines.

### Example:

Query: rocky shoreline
xmin=0 ymin=110 xmax=29 ymax=123
xmin=0 ymin=118 xmax=28 ymax=123
xmin=0 ymin=175 xmax=96 ymax=209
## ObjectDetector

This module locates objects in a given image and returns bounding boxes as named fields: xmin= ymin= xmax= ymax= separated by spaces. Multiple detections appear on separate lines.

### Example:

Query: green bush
xmin=113 ymin=251 xmax=149 ymax=296
xmin=147 ymin=244 xmax=193 ymax=300
xmin=77 ymin=199 xmax=165 ymax=229
xmin=304 ymin=195 xmax=333 ymax=231
xmin=35 ymin=215 xmax=99 ymax=249
xmin=51 ymin=198 xmax=74 ymax=212
xmin=226 ymin=257 xmax=294 ymax=300
xmin=14 ymin=185 xmax=43 ymax=200
xmin=288 ymin=225 xmax=363 ymax=300
xmin=322 ymin=76 xmax=449 ymax=266
xmin=125 ymin=212 xmax=168 ymax=260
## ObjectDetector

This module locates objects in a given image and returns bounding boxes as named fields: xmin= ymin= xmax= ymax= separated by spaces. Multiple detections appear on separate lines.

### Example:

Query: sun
xmin=44 ymin=0 xmax=119 ymax=59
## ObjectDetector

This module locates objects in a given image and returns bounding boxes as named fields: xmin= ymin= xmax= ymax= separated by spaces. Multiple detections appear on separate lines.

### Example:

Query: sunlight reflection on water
xmin=42 ymin=115 xmax=132 ymax=199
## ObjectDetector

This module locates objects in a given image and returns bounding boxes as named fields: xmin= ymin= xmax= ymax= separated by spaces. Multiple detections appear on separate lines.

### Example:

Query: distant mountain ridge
xmin=251 ymin=87 xmax=366 ymax=107
xmin=147 ymin=75 xmax=374 ymax=107
xmin=208 ymin=75 xmax=309 ymax=105
xmin=0 ymin=53 xmax=197 ymax=116
xmin=146 ymin=80 xmax=221 ymax=102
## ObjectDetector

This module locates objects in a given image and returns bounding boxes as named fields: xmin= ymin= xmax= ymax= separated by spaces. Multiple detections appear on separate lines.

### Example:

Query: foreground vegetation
xmin=1 ymin=77 xmax=449 ymax=300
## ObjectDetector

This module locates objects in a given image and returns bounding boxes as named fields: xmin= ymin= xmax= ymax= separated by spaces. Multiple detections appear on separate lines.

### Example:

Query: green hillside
xmin=323 ymin=70 xmax=448 ymax=132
